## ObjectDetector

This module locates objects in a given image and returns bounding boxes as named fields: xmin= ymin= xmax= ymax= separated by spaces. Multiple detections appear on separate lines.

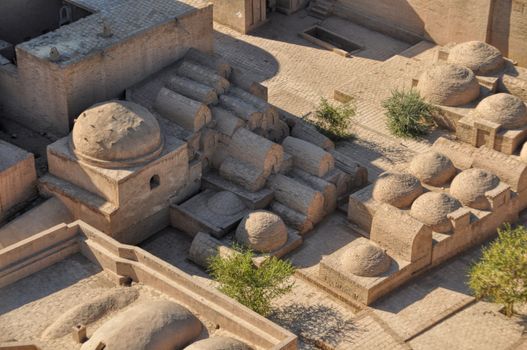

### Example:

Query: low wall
xmin=0 ymin=220 xmax=297 ymax=350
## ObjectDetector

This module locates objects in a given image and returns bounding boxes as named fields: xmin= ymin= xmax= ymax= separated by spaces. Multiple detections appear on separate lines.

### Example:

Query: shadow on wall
xmin=214 ymin=30 xmax=280 ymax=83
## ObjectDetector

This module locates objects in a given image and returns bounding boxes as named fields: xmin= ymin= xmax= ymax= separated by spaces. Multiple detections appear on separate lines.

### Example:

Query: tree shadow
xmin=269 ymin=302 xmax=360 ymax=346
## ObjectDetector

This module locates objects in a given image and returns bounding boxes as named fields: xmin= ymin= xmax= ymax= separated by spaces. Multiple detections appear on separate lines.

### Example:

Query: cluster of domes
xmin=449 ymin=168 xmax=500 ymax=210
xmin=372 ymin=172 xmax=423 ymax=208
xmin=207 ymin=191 xmax=245 ymax=216
xmin=416 ymin=63 xmax=480 ymax=106
xmin=71 ymin=101 xmax=164 ymax=168
xmin=410 ymin=192 xmax=462 ymax=233
xmin=409 ymin=151 xmax=456 ymax=187
xmin=235 ymin=210 xmax=288 ymax=253
xmin=448 ymin=41 xmax=504 ymax=75
xmin=342 ymin=240 xmax=391 ymax=277
xmin=472 ymin=93 xmax=527 ymax=129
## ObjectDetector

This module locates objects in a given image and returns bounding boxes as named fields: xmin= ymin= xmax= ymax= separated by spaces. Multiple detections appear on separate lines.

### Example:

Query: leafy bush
xmin=313 ymin=97 xmax=355 ymax=141
xmin=208 ymin=247 xmax=295 ymax=316
xmin=382 ymin=89 xmax=436 ymax=138
xmin=468 ymin=224 xmax=527 ymax=317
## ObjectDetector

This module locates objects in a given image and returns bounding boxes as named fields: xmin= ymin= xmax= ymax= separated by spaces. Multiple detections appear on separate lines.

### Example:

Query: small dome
xmin=342 ymin=240 xmax=391 ymax=277
xmin=207 ymin=191 xmax=245 ymax=216
xmin=416 ymin=64 xmax=480 ymax=106
xmin=372 ymin=172 xmax=424 ymax=208
xmin=410 ymin=192 xmax=462 ymax=233
xmin=520 ymin=142 xmax=527 ymax=162
xmin=448 ymin=41 xmax=504 ymax=75
xmin=409 ymin=152 xmax=456 ymax=186
xmin=235 ymin=211 xmax=288 ymax=253
xmin=81 ymin=301 xmax=201 ymax=350
xmin=185 ymin=337 xmax=251 ymax=350
xmin=450 ymin=168 xmax=500 ymax=210
xmin=473 ymin=93 xmax=527 ymax=129
xmin=71 ymin=101 xmax=163 ymax=168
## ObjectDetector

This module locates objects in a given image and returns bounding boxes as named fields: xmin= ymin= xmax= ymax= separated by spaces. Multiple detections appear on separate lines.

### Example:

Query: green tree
xmin=382 ymin=89 xmax=436 ymax=139
xmin=468 ymin=224 xmax=527 ymax=317
xmin=208 ymin=247 xmax=295 ymax=316
xmin=313 ymin=97 xmax=355 ymax=141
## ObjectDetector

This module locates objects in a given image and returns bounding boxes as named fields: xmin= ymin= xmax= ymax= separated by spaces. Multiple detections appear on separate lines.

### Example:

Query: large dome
xmin=342 ymin=240 xmax=391 ymax=277
xmin=71 ymin=101 xmax=163 ymax=168
xmin=473 ymin=93 xmax=527 ymax=129
xmin=448 ymin=41 xmax=504 ymax=75
xmin=416 ymin=64 xmax=480 ymax=106
xmin=235 ymin=211 xmax=288 ymax=253
xmin=372 ymin=172 xmax=424 ymax=208
xmin=409 ymin=152 xmax=456 ymax=187
xmin=449 ymin=168 xmax=500 ymax=210
xmin=410 ymin=192 xmax=462 ymax=233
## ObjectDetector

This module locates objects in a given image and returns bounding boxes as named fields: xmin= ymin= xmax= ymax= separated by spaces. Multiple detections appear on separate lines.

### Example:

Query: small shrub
xmin=382 ymin=89 xmax=436 ymax=139
xmin=468 ymin=224 xmax=527 ymax=317
xmin=313 ymin=97 xmax=355 ymax=141
xmin=208 ymin=247 xmax=295 ymax=316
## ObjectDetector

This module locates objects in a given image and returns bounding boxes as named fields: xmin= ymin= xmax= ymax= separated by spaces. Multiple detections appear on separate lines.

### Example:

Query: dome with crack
xmin=472 ymin=93 xmax=527 ymax=129
xmin=207 ymin=191 xmax=246 ymax=216
xmin=235 ymin=211 xmax=288 ymax=253
xmin=342 ymin=240 xmax=391 ymax=277
xmin=372 ymin=172 xmax=424 ymax=208
xmin=449 ymin=168 xmax=500 ymax=210
xmin=448 ymin=41 xmax=504 ymax=75
xmin=410 ymin=192 xmax=462 ymax=233
xmin=71 ymin=100 xmax=163 ymax=168
xmin=409 ymin=152 xmax=456 ymax=186
xmin=416 ymin=63 xmax=480 ymax=106
xmin=185 ymin=336 xmax=252 ymax=350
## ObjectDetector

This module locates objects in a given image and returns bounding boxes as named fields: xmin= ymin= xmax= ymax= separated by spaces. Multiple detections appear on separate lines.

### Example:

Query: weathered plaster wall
xmin=213 ymin=0 xmax=266 ymax=34
xmin=334 ymin=0 xmax=527 ymax=66
xmin=490 ymin=0 xmax=527 ymax=66
xmin=0 ymin=4 xmax=213 ymax=136
xmin=64 ymin=6 xmax=214 ymax=128
xmin=334 ymin=0 xmax=492 ymax=44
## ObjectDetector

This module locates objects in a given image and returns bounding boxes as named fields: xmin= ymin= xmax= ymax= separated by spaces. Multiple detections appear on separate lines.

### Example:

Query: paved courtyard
xmin=207 ymin=9 xmax=527 ymax=349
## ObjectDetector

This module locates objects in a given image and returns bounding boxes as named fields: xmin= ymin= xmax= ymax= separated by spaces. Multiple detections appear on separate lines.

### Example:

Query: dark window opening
xmin=150 ymin=175 xmax=160 ymax=190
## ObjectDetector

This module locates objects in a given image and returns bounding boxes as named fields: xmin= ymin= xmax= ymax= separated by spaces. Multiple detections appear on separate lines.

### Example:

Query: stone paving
xmin=212 ymin=10 xmax=527 ymax=349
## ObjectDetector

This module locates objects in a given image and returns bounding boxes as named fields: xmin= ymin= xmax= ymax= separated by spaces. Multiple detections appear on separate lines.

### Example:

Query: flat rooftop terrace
xmin=17 ymin=0 xmax=209 ymax=65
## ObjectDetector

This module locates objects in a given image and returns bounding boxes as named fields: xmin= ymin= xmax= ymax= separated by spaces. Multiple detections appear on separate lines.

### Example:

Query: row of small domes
xmin=416 ymin=41 xmax=527 ymax=129
xmin=373 ymin=152 xmax=500 ymax=232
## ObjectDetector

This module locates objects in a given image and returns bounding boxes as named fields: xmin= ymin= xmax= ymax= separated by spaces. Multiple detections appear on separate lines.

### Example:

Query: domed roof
xmin=448 ymin=41 xmax=504 ymax=75
xmin=410 ymin=192 xmax=462 ymax=233
xmin=449 ymin=168 xmax=500 ymax=210
xmin=235 ymin=211 xmax=288 ymax=253
xmin=81 ymin=301 xmax=201 ymax=350
xmin=342 ymin=240 xmax=391 ymax=277
xmin=473 ymin=93 xmax=527 ymax=129
xmin=416 ymin=63 xmax=480 ymax=106
xmin=372 ymin=172 xmax=424 ymax=208
xmin=409 ymin=152 xmax=456 ymax=186
xmin=207 ymin=191 xmax=246 ymax=216
xmin=71 ymin=101 xmax=163 ymax=168
xmin=185 ymin=337 xmax=251 ymax=350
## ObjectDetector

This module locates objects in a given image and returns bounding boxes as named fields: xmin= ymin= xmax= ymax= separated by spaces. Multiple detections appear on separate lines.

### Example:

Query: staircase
xmin=308 ymin=0 xmax=335 ymax=19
